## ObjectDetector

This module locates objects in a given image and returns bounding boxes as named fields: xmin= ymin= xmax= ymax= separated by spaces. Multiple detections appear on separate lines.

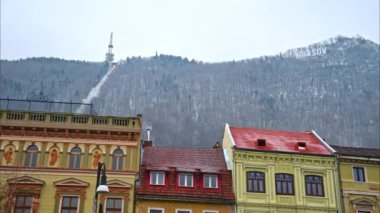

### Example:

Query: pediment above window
xmin=352 ymin=197 xmax=377 ymax=206
xmin=7 ymin=176 xmax=45 ymax=185
xmin=107 ymin=179 xmax=133 ymax=189
xmin=54 ymin=178 xmax=89 ymax=188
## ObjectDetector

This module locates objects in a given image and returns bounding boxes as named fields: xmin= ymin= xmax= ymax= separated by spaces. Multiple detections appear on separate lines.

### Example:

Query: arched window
xmin=275 ymin=173 xmax=294 ymax=195
xmin=69 ymin=147 xmax=82 ymax=169
xmin=24 ymin=145 xmax=38 ymax=167
xmin=112 ymin=149 xmax=124 ymax=170
xmin=247 ymin=171 xmax=265 ymax=193
xmin=305 ymin=175 xmax=324 ymax=196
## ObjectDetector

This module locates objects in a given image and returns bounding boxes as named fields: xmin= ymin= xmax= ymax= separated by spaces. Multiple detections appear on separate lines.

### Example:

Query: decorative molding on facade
xmin=234 ymin=152 xmax=335 ymax=167
xmin=54 ymin=178 xmax=90 ymax=187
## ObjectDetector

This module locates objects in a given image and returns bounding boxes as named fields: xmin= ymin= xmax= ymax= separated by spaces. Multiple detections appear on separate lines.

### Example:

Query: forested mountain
xmin=1 ymin=36 xmax=379 ymax=148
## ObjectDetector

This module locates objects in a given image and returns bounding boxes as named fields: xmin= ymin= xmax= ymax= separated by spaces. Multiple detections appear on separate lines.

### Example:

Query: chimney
xmin=258 ymin=139 xmax=266 ymax=147
xmin=143 ymin=128 xmax=153 ymax=148
xmin=297 ymin=142 xmax=306 ymax=150
xmin=213 ymin=141 xmax=221 ymax=149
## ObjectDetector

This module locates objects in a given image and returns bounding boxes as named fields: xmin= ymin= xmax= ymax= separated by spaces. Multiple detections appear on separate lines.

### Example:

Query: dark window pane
xmin=150 ymin=210 xmax=162 ymax=213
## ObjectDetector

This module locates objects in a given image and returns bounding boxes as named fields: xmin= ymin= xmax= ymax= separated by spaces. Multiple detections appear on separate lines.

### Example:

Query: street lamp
xmin=93 ymin=162 xmax=109 ymax=213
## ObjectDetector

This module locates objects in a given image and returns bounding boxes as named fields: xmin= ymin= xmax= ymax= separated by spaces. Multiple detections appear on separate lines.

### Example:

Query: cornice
xmin=234 ymin=151 xmax=335 ymax=167
xmin=0 ymin=135 xmax=138 ymax=147
xmin=237 ymin=202 xmax=338 ymax=211
xmin=0 ymin=166 xmax=138 ymax=176
xmin=136 ymin=194 xmax=235 ymax=204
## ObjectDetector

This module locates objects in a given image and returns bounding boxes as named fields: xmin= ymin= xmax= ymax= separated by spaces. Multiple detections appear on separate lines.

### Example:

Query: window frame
xmin=305 ymin=175 xmax=324 ymax=197
xmin=104 ymin=196 xmax=123 ymax=213
xmin=246 ymin=171 xmax=266 ymax=193
xmin=150 ymin=171 xmax=165 ymax=185
xmin=178 ymin=173 xmax=193 ymax=187
xmin=148 ymin=208 xmax=165 ymax=213
xmin=176 ymin=209 xmax=192 ymax=213
xmin=24 ymin=145 xmax=39 ymax=167
xmin=69 ymin=147 xmax=82 ymax=169
xmin=203 ymin=174 xmax=218 ymax=188
xmin=112 ymin=149 xmax=124 ymax=171
xmin=59 ymin=195 xmax=80 ymax=213
xmin=275 ymin=173 xmax=295 ymax=195
xmin=14 ymin=194 xmax=33 ymax=213
xmin=203 ymin=211 xmax=219 ymax=213
xmin=353 ymin=166 xmax=366 ymax=182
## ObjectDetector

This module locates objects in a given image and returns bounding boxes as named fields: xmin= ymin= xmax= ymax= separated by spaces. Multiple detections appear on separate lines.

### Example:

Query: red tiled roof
xmin=228 ymin=126 xmax=333 ymax=155
xmin=142 ymin=147 xmax=228 ymax=173
xmin=137 ymin=147 xmax=235 ymax=202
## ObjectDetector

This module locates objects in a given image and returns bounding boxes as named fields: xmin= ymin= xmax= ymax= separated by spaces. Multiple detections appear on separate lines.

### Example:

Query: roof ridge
xmin=229 ymin=126 xmax=311 ymax=134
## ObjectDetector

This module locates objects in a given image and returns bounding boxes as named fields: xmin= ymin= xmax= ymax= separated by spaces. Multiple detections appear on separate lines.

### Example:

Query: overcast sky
xmin=1 ymin=0 xmax=379 ymax=62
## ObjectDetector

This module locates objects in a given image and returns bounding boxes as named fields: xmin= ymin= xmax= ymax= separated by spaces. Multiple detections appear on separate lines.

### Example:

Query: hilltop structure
xmin=105 ymin=32 xmax=114 ymax=63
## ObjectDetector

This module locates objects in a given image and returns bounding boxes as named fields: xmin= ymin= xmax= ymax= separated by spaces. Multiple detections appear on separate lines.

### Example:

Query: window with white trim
xmin=204 ymin=174 xmax=218 ymax=188
xmin=176 ymin=209 xmax=191 ymax=213
xmin=178 ymin=173 xmax=193 ymax=187
xmin=148 ymin=208 xmax=164 ymax=213
xmin=105 ymin=197 xmax=122 ymax=213
xmin=150 ymin=171 xmax=165 ymax=185
xmin=203 ymin=211 xmax=219 ymax=213
xmin=60 ymin=196 xmax=79 ymax=213
xmin=14 ymin=195 xmax=33 ymax=213
xmin=353 ymin=167 xmax=366 ymax=182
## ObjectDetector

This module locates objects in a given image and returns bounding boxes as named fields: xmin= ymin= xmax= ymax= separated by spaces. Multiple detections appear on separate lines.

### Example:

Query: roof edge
xmin=311 ymin=130 xmax=336 ymax=154
xmin=225 ymin=123 xmax=236 ymax=146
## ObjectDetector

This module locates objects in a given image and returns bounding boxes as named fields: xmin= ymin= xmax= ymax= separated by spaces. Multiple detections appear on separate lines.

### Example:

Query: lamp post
xmin=93 ymin=162 xmax=109 ymax=213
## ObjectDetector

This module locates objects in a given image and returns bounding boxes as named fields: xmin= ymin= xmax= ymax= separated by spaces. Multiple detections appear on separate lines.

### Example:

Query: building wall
xmin=339 ymin=157 xmax=380 ymax=213
xmin=0 ymin=110 xmax=142 ymax=213
xmin=136 ymin=200 xmax=234 ymax=213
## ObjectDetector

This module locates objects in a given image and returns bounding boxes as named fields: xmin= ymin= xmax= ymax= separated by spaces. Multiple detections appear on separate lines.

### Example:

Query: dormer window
xmin=178 ymin=173 xmax=193 ymax=187
xmin=204 ymin=174 xmax=218 ymax=188
xmin=258 ymin=139 xmax=266 ymax=147
xmin=297 ymin=142 xmax=306 ymax=150
xmin=150 ymin=171 xmax=165 ymax=185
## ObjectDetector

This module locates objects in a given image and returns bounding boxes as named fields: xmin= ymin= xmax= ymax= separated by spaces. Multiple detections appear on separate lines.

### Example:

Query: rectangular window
xmin=353 ymin=167 xmax=366 ymax=182
xmin=203 ymin=211 xmax=219 ymax=213
xmin=275 ymin=173 xmax=294 ymax=195
xmin=150 ymin=171 xmax=165 ymax=185
xmin=178 ymin=173 xmax=193 ymax=187
xmin=204 ymin=174 xmax=218 ymax=188
xmin=149 ymin=208 xmax=164 ymax=213
xmin=14 ymin=195 xmax=33 ymax=213
xmin=305 ymin=175 xmax=324 ymax=196
xmin=176 ymin=209 xmax=191 ymax=213
xmin=247 ymin=171 xmax=265 ymax=193
xmin=60 ymin=196 xmax=79 ymax=213
xmin=105 ymin=197 xmax=122 ymax=213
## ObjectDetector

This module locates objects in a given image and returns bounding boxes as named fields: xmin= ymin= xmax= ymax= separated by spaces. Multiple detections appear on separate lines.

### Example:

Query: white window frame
xmin=352 ymin=166 xmax=366 ymax=182
xmin=176 ymin=209 xmax=192 ymax=213
xmin=150 ymin=171 xmax=165 ymax=185
xmin=203 ymin=174 xmax=218 ymax=188
xmin=148 ymin=207 xmax=165 ymax=213
xmin=178 ymin=173 xmax=193 ymax=187
xmin=104 ymin=196 xmax=123 ymax=213
xmin=203 ymin=211 xmax=219 ymax=213
xmin=59 ymin=195 xmax=80 ymax=213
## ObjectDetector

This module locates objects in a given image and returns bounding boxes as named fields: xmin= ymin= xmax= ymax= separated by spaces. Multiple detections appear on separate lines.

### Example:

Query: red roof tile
xmin=142 ymin=147 xmax=228 ymax=172
xmin=229 ymin=126 xmax=333 ymax=155
xmin=137 ymin=147 xmax=235 ymax=202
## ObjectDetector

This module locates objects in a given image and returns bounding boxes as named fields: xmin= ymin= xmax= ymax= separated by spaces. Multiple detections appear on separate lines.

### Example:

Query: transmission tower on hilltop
xmin=105 ymin=32 xmax=114 ymax=63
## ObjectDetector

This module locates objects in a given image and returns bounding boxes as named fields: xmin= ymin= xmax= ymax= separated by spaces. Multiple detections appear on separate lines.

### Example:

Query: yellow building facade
xmin=332 ymin=145 xmax=380 ymax=213
xmin=222 ymin=124 xmax=342 ymax=213
xmin=0 ymin=109 xmax=142 ymax=213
